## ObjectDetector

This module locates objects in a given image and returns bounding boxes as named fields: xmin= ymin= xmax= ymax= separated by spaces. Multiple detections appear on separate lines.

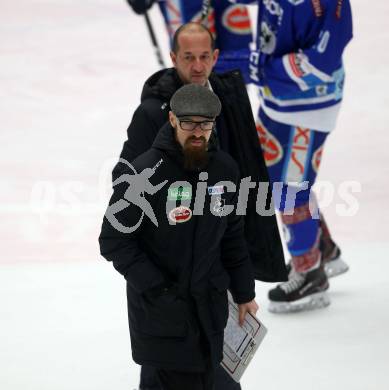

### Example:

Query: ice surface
xmin=1 ymin=1 xmax=388 ymax=389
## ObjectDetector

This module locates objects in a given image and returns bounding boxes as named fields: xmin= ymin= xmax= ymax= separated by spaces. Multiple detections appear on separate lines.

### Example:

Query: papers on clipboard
xmin=221 ymin=292 xmax=267 ymax=383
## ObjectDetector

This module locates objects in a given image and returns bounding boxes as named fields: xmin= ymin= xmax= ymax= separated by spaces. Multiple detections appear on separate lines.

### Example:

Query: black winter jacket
xmin=113 ymin=68 xmax=287 ymax=282
xmin=100 ymin=124 xmax=256 ymax=371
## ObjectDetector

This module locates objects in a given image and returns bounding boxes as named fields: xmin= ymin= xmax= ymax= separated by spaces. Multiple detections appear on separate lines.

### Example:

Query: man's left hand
xmin=238 ymin=300 xmax=259 ymax=326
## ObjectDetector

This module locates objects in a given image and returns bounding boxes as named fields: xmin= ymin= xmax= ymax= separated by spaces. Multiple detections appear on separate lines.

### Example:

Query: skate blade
xmin=268 ymin=292 xmax=330 ymax=314
xmin=324 ymin=258 xmax=349 ymax=278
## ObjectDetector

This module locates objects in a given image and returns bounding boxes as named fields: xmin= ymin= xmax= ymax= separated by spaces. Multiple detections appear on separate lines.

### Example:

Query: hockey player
xmin=126 ymin=0 xmax=253 ymax=82
xmin=234 ymin=0 xmax=353 ymax=312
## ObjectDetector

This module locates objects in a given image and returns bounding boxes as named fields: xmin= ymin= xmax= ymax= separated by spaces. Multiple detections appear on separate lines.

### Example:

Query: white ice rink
xmin=1 ymin=1 xmax=389 ymax=389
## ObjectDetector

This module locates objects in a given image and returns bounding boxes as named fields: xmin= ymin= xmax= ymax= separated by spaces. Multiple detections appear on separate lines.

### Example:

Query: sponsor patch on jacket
xmin=207 ymin=185 xmax=224 ymax=195
xmin=168 ymin=186 xmax=192 ymax=201
xmin=168 ymin=206 xmax=192 ymax=224
xmin=222 ymin=4 xmax=251 ymax=35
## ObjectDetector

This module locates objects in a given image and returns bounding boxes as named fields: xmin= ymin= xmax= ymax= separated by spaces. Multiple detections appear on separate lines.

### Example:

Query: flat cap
xmin=170 ymin=84 xmax=221 ymax=118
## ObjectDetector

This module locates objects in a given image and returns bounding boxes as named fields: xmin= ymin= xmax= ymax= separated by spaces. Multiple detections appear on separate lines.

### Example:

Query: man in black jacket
xmin=112 ymin=21 xmax=286 ymax=390
xmin=114 ymin=22 xmax=287 ymax=283
xmin=100 ymin=84 xmax=258 ymax=390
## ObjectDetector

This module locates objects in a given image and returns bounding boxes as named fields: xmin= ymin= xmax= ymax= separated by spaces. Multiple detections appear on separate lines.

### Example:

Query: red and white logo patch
xmin=168 ymin=206 xmax=192 ymax=224
xmin=288 ymin=53 xmax=307 ymax=78
xmin=256 ymin=122 xmax=283 ymax=166
xmin=222 ymin=5 xmax=251 ymax=35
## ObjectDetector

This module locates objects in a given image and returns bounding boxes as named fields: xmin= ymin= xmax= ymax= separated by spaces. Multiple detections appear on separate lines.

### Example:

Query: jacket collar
xmin=141 ymin=68 xmax=220 ymax=103
xmin=141 ymin=68 xmax=183 ymax=103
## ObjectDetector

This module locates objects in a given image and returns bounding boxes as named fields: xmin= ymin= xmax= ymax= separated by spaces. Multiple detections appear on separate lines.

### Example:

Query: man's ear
xmin=212 ymin=48 xmax=220 ymax=67
xmin=170 ymin=51 xmax=177 ymax=67
xmin=169 ymin=111 xmax=176 ymax=128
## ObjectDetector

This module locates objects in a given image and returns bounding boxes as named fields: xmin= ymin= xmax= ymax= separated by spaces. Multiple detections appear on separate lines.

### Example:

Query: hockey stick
xmin=144 ymin=10 xmax=166 ymax=68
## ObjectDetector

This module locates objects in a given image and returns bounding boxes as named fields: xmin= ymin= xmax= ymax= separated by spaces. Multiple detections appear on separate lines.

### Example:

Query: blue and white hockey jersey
xmin=158 ymin=0 xmax=254 ymax=82
xmin=234 ymin=0 xmax=353 ymax=131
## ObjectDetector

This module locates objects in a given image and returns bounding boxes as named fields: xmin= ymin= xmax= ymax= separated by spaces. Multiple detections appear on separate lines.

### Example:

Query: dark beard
xmin=183 ymin=136 xmax=209 ymax=171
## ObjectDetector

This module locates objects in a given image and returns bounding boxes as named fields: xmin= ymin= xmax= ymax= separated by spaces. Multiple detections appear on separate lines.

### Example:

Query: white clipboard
xmin=221 ymin=292 xmax=268 ymax=382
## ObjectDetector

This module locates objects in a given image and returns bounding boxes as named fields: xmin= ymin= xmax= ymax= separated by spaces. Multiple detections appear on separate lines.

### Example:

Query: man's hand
xmin=238 ymin=300 xmax=259 ymax=326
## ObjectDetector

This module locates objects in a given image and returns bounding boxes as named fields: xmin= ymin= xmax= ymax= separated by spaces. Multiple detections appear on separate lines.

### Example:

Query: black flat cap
xmin=170 ymin=84 xmax=221 ymax=118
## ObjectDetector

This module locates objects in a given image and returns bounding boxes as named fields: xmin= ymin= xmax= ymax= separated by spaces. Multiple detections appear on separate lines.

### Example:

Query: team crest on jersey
xmin=256 ymin=122 xmax=283 ymax=166
xmin=222 ymin=5 xmax=251 ymax=35
xmin=312 ymin=145 xmax=323 ymax=173
xmin=168 ymin=206 xmax=192 ymax=224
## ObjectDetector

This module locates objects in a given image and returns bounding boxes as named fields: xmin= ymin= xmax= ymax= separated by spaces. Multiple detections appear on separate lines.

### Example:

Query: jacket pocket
xmin=134 ymin=289 xmax=188 ymax=338
xmin=209 ymin=272 xmax=230 ymax=332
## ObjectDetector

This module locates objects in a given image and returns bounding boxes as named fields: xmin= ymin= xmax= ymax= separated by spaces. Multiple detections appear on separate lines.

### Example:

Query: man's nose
xmin=192 ymin=58 xmax=204 ymax=72
xmin=193 ymin=126 xmax=204 ymax=136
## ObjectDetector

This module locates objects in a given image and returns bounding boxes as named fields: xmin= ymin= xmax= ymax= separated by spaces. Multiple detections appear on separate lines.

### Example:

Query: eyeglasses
xmin=177 ymin=119 xmax=215 ymax=132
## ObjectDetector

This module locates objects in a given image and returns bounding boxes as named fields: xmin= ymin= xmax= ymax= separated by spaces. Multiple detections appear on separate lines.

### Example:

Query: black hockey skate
xmin=268 ymin=265 xmax=330 ymax=313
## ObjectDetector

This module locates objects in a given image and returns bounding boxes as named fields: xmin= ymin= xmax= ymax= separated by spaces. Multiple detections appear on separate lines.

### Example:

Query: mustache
xmin=185 ymin=135 xmax=206 ymax=144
